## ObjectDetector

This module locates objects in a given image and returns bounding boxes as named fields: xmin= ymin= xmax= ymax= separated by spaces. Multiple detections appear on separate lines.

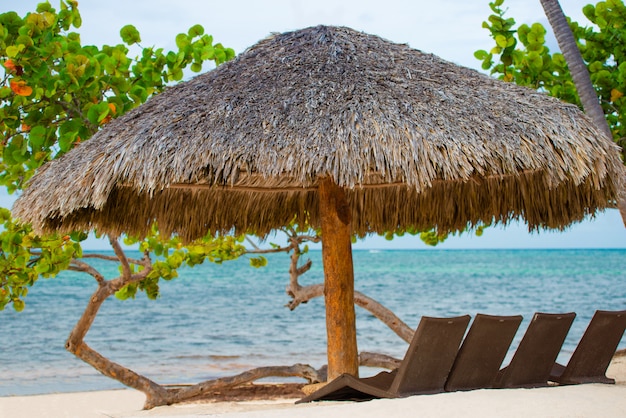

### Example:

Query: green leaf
xmin=188 ymin=24 xmax=204 ymax=38
xmin=175 ymin=33 xmax=190 ymax=49
xmin=169 ymin=68 xmax=184 ymax=81
xmin=28 ymin=126 xmax=47 ymax=149
xmin=583 ymin=4 xmax=596 ymax=20
xmin=34 ymin=262 xmax=50 ymax=274
xmin=474 ymin=49 xmax=489 ymax=60
xmin=115 ymin=283 xmax=138 ymax=300
xmin=16 ymin=34 xmax=34 ymax=48
xmin=86 ymin=102 xmax=110 ymax=124
xmin=527 ymin=51 xmax=543 ymax=72
xmin=6 ymin=44 xmax=24 ymax=57
xmin=495 ymin=34 xmax=508 ymax=48
xmin=129 ymin=84 xmax=147 ymax=103
xmin=120 ymin=25 xmax=141 ymax=44
xmin=58 ymin=131 xmax=78 ymax=152
xmin=249 ymin=256 xmax=267 ymax=268
xmin=12 ymin=299 xmax=25 ymax=312
xmin=70 ymin=231 xmax=89 ymax=242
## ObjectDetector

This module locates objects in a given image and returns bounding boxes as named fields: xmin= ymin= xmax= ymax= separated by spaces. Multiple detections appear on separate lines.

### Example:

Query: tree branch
xmin=69 ymin=259 xmax=105 ymax=284
xmin=247 ymin=246 xmax=291 ymax=254
xmin=280 ymin=230 xmax=414 ymax=343
xmin=354 ymin=292 xmax=413 ymax=344
xmin=109 ymin=236 xmax=132 ymax=279
xmin=81 ymin=252 xmax=146 ymax=265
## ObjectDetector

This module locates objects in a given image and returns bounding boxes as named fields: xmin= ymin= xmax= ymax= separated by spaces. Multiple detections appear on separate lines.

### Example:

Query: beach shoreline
xmin=2 ymin=354 xmax=625 ymax=418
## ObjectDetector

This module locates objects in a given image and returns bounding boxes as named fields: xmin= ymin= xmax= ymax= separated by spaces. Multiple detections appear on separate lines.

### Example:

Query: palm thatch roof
xmin=12 ymin=25 xmax=623 ymax=240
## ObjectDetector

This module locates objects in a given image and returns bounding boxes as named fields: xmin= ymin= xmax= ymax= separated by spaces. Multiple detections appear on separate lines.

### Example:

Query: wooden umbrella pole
xmin=318 ymin=177 xmax=359 ymax=381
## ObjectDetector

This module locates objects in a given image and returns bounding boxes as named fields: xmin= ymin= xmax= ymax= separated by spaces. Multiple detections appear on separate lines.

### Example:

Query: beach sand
xmin=2 ymin=354 xmax=626 ymax=418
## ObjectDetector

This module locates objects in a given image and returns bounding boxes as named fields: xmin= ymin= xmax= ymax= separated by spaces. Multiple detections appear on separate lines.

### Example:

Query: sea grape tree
xmin=0 ymin=0 xmax=239 ymax=312
xmin=476 ymin=0 xmax=626 ymax=148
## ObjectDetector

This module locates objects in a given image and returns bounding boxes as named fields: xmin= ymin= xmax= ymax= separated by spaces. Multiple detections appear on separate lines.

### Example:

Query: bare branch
xmin=244 ymin=235 xmax=262 ymax=251
xmin=286 ymin=283 xmax=324 ymax=309
xmin=295 ymin=259 xmax=312 ymax=276
xmin=109 ymin=236 xmax=132 ymax=279
xmin=81 ymin=253 xmax=146 ymax=265
xmin=246 ymin=246 xmax=291 ymax=254
xmin=66 ymin=339 xmax=168 ymax=408
xmin=296 ymin=235 xmax=321 ymax=243
xmin=69 ymin=259 xmax=105 ymax=284
xmin=354 ymin=292 xmax=413 ymax=344
xmin=286 ymin=283 xmax=414 ymax=344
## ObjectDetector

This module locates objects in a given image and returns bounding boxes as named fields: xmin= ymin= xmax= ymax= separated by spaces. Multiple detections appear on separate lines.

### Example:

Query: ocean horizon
xmin=2 ymin=248 xmax=625 ymax=396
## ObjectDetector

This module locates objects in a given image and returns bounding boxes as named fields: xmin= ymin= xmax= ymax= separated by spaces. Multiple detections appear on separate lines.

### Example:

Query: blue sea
xmin=1 ymin=249 xmax=625 ymax=396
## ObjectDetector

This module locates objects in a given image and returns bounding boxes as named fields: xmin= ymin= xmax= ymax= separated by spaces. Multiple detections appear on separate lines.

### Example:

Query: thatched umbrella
xmin=13 ymin=26 xmax=623 ymax=381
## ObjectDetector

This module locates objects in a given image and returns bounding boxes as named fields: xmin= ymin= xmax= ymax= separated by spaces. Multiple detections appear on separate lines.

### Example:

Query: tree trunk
xmin=66 ymin=243 xmax=171 ymax=407
xmin=540 ymin=0 xmax=626 ymax=226
xmin=318 ymin=177 xmax=359 ymax=380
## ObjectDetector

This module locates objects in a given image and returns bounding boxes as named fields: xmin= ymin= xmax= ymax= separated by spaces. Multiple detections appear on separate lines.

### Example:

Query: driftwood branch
xmin=359 ymin=351 xmax=402 ymax=369
xmin=169 ymin=364 xmax=324 ymax=406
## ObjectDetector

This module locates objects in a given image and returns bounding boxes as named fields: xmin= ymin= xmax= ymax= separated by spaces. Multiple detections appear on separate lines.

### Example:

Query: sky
xmin=3 ymin=0 xmax=625 ymax=249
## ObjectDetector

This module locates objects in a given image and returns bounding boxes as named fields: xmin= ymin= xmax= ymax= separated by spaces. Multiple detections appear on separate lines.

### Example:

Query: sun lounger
xmin=550 ymin=309 xmax=626 ymax=385
xmin=296 ymin=315 xmax=470 ymax=403
xmin=495 ymin=312 xmax=575 ymax=388
xmin=444 ymin=314 xmax=522 ymax=392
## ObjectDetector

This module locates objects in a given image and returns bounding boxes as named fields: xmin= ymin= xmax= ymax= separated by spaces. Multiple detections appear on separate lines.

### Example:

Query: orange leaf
xmin=99 ymin=103 xmax=117 ymax=125
xmin=611 ymin=88 xmax=623 ymax=103
xmin=4 ymin=59 xmax=23 ymax=75
xmin=21 ymin=123 xmax=31 ymax=132
xmin=4 ymin=59 xmax=16 ymax=72
xmin=10 ymin=79 xmax=33 ymax=97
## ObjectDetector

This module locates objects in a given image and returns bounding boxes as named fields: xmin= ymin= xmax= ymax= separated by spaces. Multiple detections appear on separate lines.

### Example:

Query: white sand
xmin=2 ymin=355 xmax=625 ymax=418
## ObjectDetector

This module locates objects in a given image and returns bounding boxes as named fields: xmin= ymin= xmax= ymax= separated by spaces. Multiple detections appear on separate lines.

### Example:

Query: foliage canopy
xmin=476 ymin=0 xmax=626 ymax=151
xmin=0 ymin=1 xmax=243 ymax=311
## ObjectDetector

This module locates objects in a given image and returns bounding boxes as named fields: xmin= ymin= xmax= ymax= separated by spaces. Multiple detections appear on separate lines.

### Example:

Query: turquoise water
xmin=1 ymin=249 xmax=625 ymax=396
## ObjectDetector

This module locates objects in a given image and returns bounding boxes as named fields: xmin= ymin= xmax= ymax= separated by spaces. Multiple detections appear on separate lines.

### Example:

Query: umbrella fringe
xmin=29 ymin=170 xmax=615 ymax=241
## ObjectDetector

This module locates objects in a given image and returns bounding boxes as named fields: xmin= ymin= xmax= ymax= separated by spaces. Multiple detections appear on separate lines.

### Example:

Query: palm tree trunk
xmin=540 ymin=0 xmax=626 ymax=226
